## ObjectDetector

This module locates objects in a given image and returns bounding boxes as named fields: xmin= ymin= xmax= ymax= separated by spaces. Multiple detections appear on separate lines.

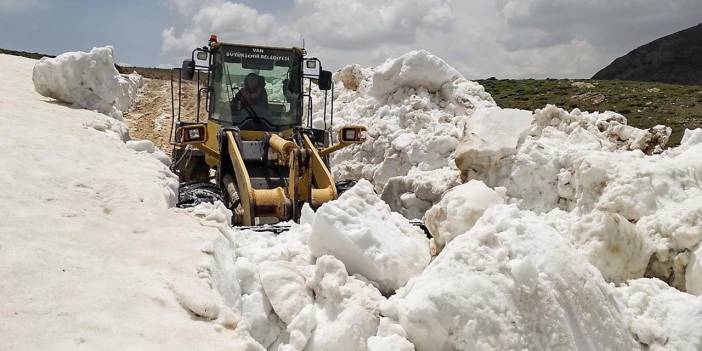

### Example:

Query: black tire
xmin=335 ymin=179 xmax=358 ymax=196
xmin=177 ymin=182 xmax=224 ymax=208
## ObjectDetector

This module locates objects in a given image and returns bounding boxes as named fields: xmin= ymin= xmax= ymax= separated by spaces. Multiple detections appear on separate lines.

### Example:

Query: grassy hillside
xmin=477 ymin=79 xmax=702 ymax=145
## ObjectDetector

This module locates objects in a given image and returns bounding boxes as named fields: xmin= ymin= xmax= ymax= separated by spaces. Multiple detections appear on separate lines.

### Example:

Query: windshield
xmin=210 ymin=45 xmax=302 ymax=129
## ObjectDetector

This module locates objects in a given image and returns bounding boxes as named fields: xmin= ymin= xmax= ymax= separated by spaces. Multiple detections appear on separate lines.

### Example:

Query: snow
xmin=449 ymin=105 xmax=702 ymax=289
xmin=32 ymin=46 xmax=143 ymax=119
xmin=321 ymin=50 xmax=496 ymax=218
xmin=369 ymin=50 xmax=462 ymax=99
xmin=569 ymin=211 xmax=652 ymax=283
xmin=424 ymin=180 xmax=505 ymax=249
xmin=687 ymin=246 xmax=702 ymax=295
xmin=617 ymin=279 xmax=702 ymax=350
xmin=391 ymin=205 xmax=639 ymax=351
xmin=309 ymin=179 xmax=430 ymax=294
xmin=454 ymin=107 xmax=533 ymax=186
xmin=6 ymin=43 xmax=702 ymax=351
xmin=0 ymin=52 xmax=238 ymax=350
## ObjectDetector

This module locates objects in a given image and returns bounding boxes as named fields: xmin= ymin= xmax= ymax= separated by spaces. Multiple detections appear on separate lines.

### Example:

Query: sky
xmin=1 ymin=0 xmax=700 ymax=79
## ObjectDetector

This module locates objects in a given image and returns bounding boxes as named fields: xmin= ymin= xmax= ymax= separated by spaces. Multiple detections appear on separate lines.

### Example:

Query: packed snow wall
xmin=33 ymin=46 xmax=143 ymax=121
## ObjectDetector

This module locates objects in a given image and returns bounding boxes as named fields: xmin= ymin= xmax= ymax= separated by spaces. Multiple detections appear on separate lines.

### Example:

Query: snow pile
xmin=617 ymin=279 xmax=702 ymax=349
xmin=188 ymin=182 xmax=693 ymax=350
xmin=32 ymin=46 xmax=142 ymax=119
xmin=309 ymin=180 xmax=430 ymax=294
xmin=317 ymin=49 xmax=700 ymax=291
xmin=318 ymin=50 xmax=497 ymax=218
xmin=392 ymin=205 xmax=639 ymax=350
xmin=186 ymin=186 xmax=430 ymax=350
xmin=446 ymin=104 xmax=702 ymax=288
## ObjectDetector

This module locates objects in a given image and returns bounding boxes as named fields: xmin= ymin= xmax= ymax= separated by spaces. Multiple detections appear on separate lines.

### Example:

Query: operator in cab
xmin=232 ymin=72 xmax=272 ymax=119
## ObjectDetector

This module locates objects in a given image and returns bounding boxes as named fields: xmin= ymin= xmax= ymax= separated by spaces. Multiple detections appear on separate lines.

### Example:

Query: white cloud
xmin=293 ymin=0 xmax=453 ymax=50
xmin=159 ymin=0 xmax=702 ymax=78
xmin=161 ymin=2 xmax=299 ymax=62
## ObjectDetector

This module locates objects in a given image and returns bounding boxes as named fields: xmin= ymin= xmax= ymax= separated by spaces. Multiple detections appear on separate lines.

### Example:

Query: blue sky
xmin=0 ymin=1 xmax=175 ymax=65
xmin=1 ymin=0 xmax=700 ymax=78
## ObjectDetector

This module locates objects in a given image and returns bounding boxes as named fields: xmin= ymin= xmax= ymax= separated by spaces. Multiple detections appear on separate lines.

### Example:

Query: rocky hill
xmin=593 ymin=23 xmax=702 ymax=85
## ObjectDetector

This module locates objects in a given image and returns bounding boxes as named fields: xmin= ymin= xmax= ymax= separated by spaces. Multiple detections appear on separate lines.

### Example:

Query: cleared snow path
xmin=0 ymin=54 xmax=242 ymax=350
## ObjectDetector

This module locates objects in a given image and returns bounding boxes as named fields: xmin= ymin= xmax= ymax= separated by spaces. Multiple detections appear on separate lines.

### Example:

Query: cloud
xmin=159 ymin=0 xmax=221 ymax=16
xmin=293 ymin=0 xmax=453 ymax=50
xmin=496 ymin=0 xmax=702 ymax=51
xmin=161 ymin=2 xmax=299 ymax=61
xmin=159 ymin=0 xmax=702 ymax=78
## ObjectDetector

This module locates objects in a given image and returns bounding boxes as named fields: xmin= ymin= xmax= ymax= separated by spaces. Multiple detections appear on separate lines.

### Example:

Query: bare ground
xmin=124 ymin=78 xmax=207 ymax=155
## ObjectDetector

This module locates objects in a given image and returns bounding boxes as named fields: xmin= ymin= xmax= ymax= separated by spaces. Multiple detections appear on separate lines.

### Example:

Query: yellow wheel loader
xmin=168 ymin=35 xmax=366 ymax=231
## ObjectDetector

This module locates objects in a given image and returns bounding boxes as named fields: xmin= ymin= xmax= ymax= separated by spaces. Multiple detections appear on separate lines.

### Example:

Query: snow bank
xmin=0 ymin=53 xmax=238 ymax=350
xmin=391 ymin=205 xmax=639 ymax=350
xmin=617 ymin=279 xmax=702 ymax=350
xmin=317 ymin=50 xmax=496 ymax=218
xmin=32 ymin=46 xmax=142 ymax=119
xmin=309 ymin=179 xmax=430 ymax=294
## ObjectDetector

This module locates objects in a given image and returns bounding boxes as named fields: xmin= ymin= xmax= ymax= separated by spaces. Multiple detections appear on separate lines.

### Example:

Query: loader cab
xmin=179 ymin=39 xmax=334 ymax=136
xmin=209 ymin=44 xmax=304 ymax=132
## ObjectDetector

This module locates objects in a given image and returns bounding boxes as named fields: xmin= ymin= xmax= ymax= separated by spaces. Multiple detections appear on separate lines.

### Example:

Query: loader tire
xmin=335 ymin=179 xmax=357 ymax=196
xmin=177 ymin=182 xmax=224 ymax=208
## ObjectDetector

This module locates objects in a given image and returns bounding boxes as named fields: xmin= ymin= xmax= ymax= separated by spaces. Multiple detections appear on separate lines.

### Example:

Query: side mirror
xmin=196 ymin=51 xmax=208 ymax=61
xmin=318 ymin=70 xmax=332 ymax=91
xmin=175 ymin=124 xmax=207 ymax=144
xmin=181 ymin=59 xmax=195 ymax=80
xmin=339 ymin=125 xmax=367 ymax=144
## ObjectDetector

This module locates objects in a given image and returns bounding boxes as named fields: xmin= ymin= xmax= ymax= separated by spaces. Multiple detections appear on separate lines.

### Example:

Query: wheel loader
xmin=168 ymin=35 xmax=367 ymax=230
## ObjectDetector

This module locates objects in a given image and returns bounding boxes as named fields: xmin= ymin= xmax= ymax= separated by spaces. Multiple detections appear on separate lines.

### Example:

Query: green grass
xmin=476 ymin=79 xmax=702 ymax=145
